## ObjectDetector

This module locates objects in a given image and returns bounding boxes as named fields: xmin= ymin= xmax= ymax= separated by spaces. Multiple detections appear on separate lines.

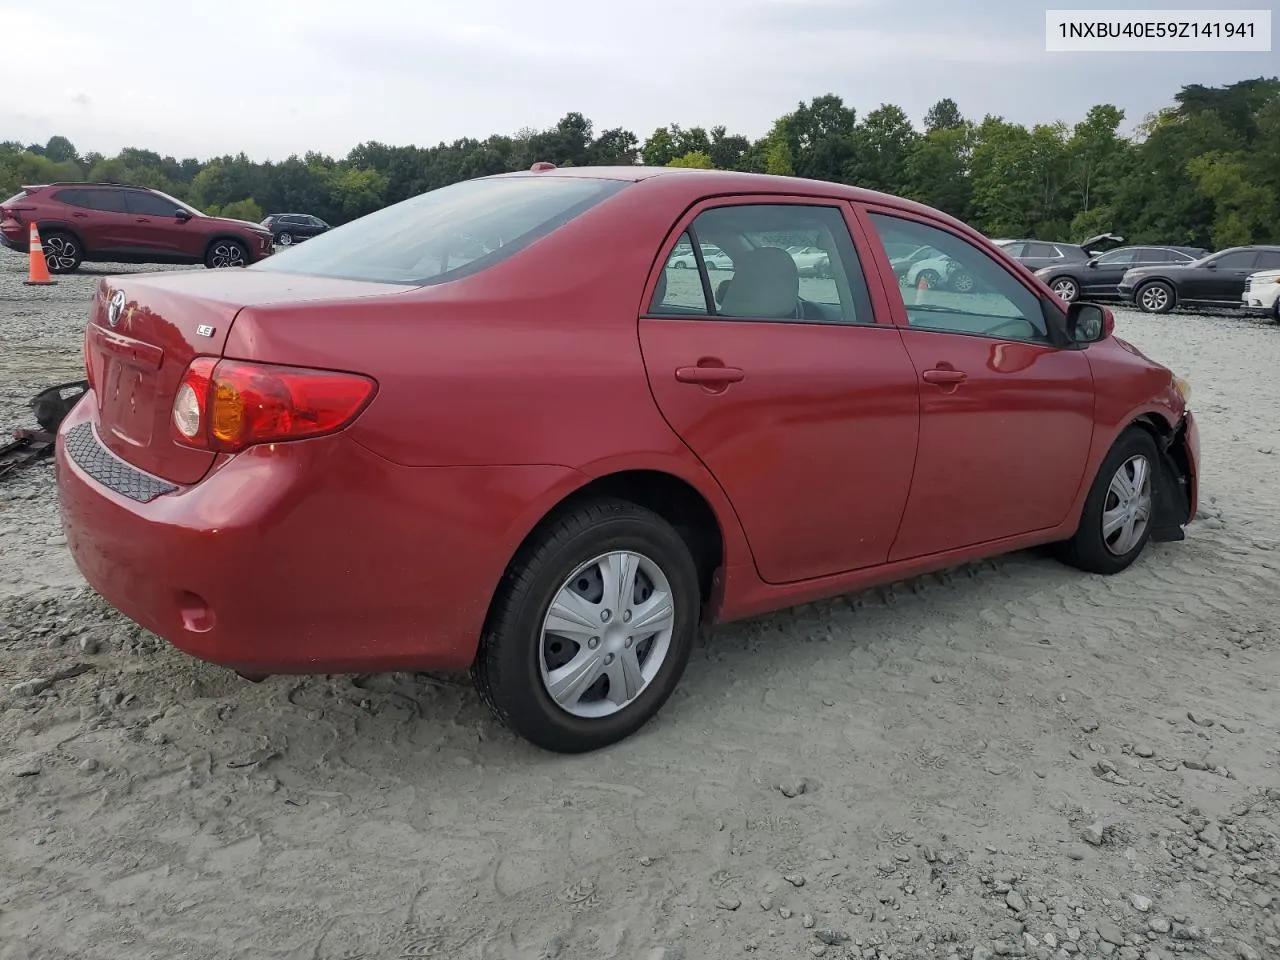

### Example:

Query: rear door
xmin=49 ymin=187 xmax=132 ymax=254
xmin=856 ymin=206 xmax=1095 ymax=561
xmin=638 ymin=197 xmax=920 ymax=585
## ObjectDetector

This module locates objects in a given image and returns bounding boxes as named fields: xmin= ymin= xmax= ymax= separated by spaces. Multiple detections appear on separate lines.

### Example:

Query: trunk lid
xmin=85 ymin=269 xmax=408 ymax=485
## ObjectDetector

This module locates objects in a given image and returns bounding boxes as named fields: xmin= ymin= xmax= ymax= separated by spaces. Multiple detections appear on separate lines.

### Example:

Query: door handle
xmin=922 ymin=368 xmax=967 ymax=385
xmin=675 ymin=365 xmax=744 ymax=384
xmin=135 ymin=218 xmax=150 ymax=223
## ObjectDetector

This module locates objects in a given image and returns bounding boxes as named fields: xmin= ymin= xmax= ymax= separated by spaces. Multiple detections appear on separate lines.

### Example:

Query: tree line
xmin=2 ymin=77 xmax=1277 ymax=251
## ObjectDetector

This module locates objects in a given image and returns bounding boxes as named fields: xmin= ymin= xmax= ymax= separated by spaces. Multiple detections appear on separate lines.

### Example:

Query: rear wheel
xmin=1136 ymin=280 xmax=1174 ymax=314
xmin=1057 ymin=428 xmax=1158 ymax=575
xmin=471 ymin=498 xmax=700 ymax=753
xmin=205 ymin=239 xmax=248 ymax=269
xmin=42 ymin=232 xmax=82 ymax=273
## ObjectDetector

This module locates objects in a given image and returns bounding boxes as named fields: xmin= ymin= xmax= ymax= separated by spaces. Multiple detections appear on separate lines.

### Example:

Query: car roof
xmin=491 ymin=165 xmax=980 ymax=234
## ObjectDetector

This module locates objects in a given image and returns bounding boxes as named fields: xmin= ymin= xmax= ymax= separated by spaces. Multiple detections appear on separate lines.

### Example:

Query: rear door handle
xmin=675 ymin=366 xmax=744 ymax=384
xmin=921 ymin=368 xmax=967 ymax=385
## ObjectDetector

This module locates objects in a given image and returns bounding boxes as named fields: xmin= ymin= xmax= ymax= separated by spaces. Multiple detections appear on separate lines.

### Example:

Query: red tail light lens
xmin=171 ymin=358 xmax=375 ymax=453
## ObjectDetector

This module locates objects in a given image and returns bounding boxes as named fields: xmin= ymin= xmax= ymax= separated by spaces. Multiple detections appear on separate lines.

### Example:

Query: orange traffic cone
xmin=916 ymin=274 xmax=930 ymax=291
xmin=24 ymin=222 xmax=56 ymax=286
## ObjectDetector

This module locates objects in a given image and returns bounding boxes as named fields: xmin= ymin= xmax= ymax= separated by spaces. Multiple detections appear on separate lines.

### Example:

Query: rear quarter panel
xmin=220 ymin=176 xmax=756 ymax=570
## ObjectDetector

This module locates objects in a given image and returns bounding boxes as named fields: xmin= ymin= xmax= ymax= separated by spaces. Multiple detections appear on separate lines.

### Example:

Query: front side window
xmin=1213 ymin=251 xmax=1259 ymax=269
xmin=125 ymin=191 xmax=186 ymax=217
xmin=252 ymin=175 xmax=628 ymax=285
xmin=868 ymin=213 xmax=1049 ymax=342
xmin=648 ymin=203 xmax=874 ymax=325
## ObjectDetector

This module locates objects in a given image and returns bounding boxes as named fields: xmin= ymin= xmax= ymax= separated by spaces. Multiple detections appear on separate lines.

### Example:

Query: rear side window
xmin=52 ymin=188 xmax=128 ymax=213
xmin=1256 ymin=251 xmax=1280 ymax=271
xmin=251 ymin=175 xmax=629 ymax=285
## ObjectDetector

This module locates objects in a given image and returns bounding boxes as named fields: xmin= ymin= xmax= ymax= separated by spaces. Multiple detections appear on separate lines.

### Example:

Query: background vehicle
xmin=669 ymin=241 xmax=733 ymax=270
xmin=262 ymin=213 xmax=331 ymax=246
xmin=1035 ymin=245 xmax=1210 ymax=303
xmin=56 ymin=165 xmax=1198 ymax=755
xmin=1117 ymin=245 xmax=1280 ymax=313
xmin=1242 ymin=267 xmax=1280 ymax=321
xmin=994 ymin=234 xmax=1125 ymax=270
xmin=0 ymin=183 xmax=274 ymax=273
xmin=787 ymin=245 xmax=831 ymax=277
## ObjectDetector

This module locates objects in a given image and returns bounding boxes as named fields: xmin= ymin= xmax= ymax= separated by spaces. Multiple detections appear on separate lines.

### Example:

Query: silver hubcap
xmin=1140 ymin=285 xmax=1168 ymax=311
xmin=43 ymin=236 xmax=78 ymax=271
xmin=211 ymin=243 xmax=245 ymax=268
xmin=953 ymin=273 xmax=973 ymax=292
xmin=1102 ymin=454 xmax=1152 ymax=556
xmin=278 ymin=233 xmax=292 ymax=245
xmin=539 ymin=550 xmax=676 ymax=719
xmin=1053 ymin=279 xmax=1077 ymax=301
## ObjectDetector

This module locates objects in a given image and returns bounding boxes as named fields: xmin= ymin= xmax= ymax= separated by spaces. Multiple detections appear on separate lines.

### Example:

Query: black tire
xmin=916 ymin=269 xmax=941 ymax=289
xmin=42 ymin=231 xmax=83 ymax=273
xmin=1050 ymin=276 xmax=1080 ymax=303
xmin=949 ymin=270 xmax=975 ymax=293
xmin=471 ymin=498 xmax=701 ymax=753
xmin=1135 ymin=280 xmax=1175 ymax=314
xmin=673 ymin=261 xmax=688 ymax=269
xmin=1057 ymin=427 xmax=1160 ymax=575
xmin=205 ymin=238 xmax=248 ymax=269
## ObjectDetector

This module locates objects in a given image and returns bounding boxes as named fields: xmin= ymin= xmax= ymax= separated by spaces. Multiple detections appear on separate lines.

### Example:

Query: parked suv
xmin=1117 ymin=245 xmax=1280 ymax=313
xmin=1033 ymin=245 xmax=1210 ymax=303
xmin=1242 ymin=267 xmax=1280 ymax=322
xmin=262 ymin=213 xmax=331 ymax=246
xmin=993 ymin=234 xmax=1125 ymax=270
xmin=0 ymin=183 xmax=274 ymax=274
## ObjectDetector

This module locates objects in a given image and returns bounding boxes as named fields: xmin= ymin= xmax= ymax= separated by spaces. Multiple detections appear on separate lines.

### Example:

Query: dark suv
xmin=1116 ymin=245 xmax=1280 ymax=313
xmin=0 ymin=183 xmax=274 ymax=274
xmin=261 ymin=213 xmax=331 ymax=246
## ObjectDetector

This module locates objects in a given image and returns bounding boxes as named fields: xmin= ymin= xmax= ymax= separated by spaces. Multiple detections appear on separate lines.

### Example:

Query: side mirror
xmin=174 ymin=209 xmax=192 ymax=222
xmin=1086 ymin=257 xmax=1098 ymax=267
xmin=1204 ymin=260 xmax=1217 ymax=269
xmin=1066 ymin=302 xmax=1112 ymax=344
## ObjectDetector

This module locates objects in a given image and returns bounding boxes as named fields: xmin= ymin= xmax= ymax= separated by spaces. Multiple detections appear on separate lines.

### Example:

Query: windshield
xmin=251 ymin=175 xmax=628 ymax=285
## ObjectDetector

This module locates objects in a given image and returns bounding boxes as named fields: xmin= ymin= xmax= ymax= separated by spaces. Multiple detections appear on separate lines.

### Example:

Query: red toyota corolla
xmin=56 ymin=166 xmax=1200 ymax=753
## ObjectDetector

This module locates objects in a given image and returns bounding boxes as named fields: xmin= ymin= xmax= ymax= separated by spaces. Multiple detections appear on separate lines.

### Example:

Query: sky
xmin=0 ymin=0 xmax=1274 ymax=162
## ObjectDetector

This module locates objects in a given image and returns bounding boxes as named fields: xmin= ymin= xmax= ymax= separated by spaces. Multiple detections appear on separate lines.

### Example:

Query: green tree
xmin=668 ymin=151 xmax=714 ymax=169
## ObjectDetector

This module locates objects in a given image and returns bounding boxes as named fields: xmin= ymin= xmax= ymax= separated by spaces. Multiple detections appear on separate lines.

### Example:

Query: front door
xmin=122 ymin=189 xmax=190 ymax=257
xmin=1081 ymin=247 xmax=1140 ymax=296
xmin=858 ymin=207 xmax=1096 ymax=561
xmin=638 ymin=199 xmax=921 ymax=585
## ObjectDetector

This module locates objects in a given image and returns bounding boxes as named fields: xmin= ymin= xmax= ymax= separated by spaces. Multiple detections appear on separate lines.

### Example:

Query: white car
xmin=787 ymin=245 xmax=832 ymax=277
xmin=669 ymin=244 xmax=734 ymax=271
xmin=1241 ymin=267 xmax=1280 ymax=322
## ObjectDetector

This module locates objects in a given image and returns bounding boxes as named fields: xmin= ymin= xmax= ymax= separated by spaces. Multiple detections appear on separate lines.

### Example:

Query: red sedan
xmin=55 ymin=166 xmax=1200 ymax=753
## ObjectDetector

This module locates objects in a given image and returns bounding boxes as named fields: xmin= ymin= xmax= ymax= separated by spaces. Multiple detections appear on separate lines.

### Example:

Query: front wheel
xmin=1056 ymin=428 xmax=1159 ymax=575
xmin=1136 ymin=280 xmax=1174 ymax=314
xmin=205 ymin=239 xmax=248 ymax=269
xmin=471 ymin=498 xmax=701 ymax=753
xmin=1050 ymin=277 xmax=1080 ymax=303
xmin=276 ymin=232 xmax=293 ymax=246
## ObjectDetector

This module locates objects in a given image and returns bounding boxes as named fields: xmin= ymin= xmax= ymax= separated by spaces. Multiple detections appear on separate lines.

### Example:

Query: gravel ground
xmin=1 ymin=253 xmax=1279 ymax=960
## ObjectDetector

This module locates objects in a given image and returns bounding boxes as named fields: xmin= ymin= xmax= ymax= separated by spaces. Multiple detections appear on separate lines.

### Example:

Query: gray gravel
xmin=1 ymin=251 xmax=1279 ymax=960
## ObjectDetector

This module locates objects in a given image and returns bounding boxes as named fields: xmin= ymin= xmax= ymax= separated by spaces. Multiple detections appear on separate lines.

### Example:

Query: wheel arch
xmin=35 ymin=221 xmax=88 ymax=253
xmin=1115 ymin=410 xmax=1193 ymax=537
xmin=482 ymin=466 xmax=742 ymax=644
xmin=1134 ymin=276 xmax=1177 ymax=310
xmin=202 ymin=233 xmax=252 ymax=260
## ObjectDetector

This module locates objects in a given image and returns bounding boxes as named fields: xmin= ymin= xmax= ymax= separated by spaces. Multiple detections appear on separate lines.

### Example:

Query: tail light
xmin=170 ymin=357 xmax=376 ymax=453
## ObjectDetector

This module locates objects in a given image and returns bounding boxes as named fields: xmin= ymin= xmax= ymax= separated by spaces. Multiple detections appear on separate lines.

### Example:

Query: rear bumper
xmin=55 ymin=396 xmax=578 ymax=674
xmin=0 ymin=231 xmax=24 ymax=254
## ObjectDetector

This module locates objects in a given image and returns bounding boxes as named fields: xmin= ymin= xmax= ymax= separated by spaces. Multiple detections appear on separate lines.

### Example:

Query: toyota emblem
xmin=107 ymin=289 xmax=126 ymax=327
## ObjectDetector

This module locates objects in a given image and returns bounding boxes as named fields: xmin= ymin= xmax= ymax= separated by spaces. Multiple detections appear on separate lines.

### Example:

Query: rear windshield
xmin=250 ymin=175 xmax=629 ymax=285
